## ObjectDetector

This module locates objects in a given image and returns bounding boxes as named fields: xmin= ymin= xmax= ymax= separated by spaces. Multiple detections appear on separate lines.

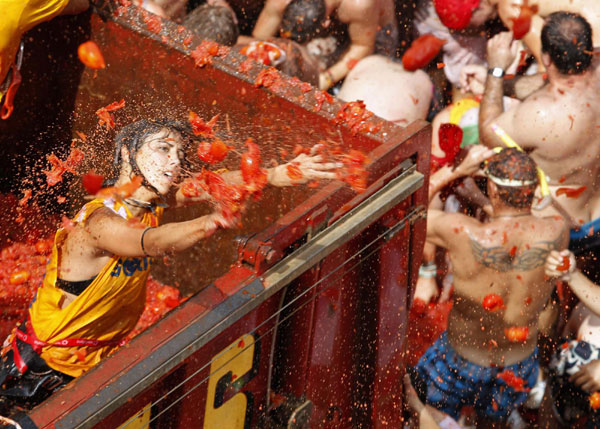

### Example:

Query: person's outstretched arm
xmin=546 ymin=249 xmax=600 ymax=316
xmin=86 ymin=208 xmax=233 ymax=258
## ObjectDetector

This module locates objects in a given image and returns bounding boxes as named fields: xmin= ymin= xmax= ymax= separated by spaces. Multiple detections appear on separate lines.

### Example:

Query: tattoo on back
xmin=469 ymin=233 xmax=563 ymax=272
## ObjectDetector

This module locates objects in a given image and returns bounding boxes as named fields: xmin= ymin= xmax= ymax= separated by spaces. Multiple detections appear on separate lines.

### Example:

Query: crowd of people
xmin=2 ymin=0 xmax=600 ymax=427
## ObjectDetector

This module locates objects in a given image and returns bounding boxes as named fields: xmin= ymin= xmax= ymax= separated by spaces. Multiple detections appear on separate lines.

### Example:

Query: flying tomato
xmin=77 ymin=41 xmax=106 ymax=69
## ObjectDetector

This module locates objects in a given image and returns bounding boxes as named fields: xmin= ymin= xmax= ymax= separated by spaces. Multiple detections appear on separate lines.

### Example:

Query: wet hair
xmin=280 ymin=0 xmax=326 ymax=44
xmin=486 ymin=148 xmax=538 ymax=209
xmin=107 ymin=118 xmax=193 ymax=186
xmin=541 ymin=12 xmax=593 ymax=75
xmin=183 ymin=5 xmax=239 ymax=47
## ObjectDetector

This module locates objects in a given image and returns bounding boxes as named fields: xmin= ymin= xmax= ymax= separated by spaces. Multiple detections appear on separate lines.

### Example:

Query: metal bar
xmin=263 ymin=167 xmax=424 ymax=289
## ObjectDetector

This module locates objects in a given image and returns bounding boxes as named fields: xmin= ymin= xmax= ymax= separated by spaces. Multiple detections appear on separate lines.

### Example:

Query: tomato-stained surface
xmin=13 ymin=1 xmax=430 ymax=428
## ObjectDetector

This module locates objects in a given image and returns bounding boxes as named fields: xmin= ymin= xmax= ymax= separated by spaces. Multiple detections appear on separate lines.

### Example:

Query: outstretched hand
xmin=270 ymin=145 xmax=343 ymax=186
xmin=545 ymin=249 xmax=576 ymax=281
xmin=454 ymin=145 xmax=495 ymax=178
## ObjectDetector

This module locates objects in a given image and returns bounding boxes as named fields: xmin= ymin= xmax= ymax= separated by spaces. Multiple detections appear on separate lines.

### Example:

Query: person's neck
xmin=549 ymin=67 xmax=590 ymax=93
xmin=121 ymin=186 xmax=158 ymax=217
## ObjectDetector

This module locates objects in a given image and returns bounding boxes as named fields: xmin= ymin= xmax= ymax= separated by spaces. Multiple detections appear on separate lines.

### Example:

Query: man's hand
xmin=269 ymin=145 xmax=343 ymax=186
xmin=460 ymin=64 xmax=487 ymax=95
xmin=570 ymin=360 xmax=600 ymax=393
xmin=413 ymin=276 xmax=439 ymax=304
xmin=545 ymin=249 xmax=576 ymax=281
xmin=486 ymin=32 xmax=519 ymax=70
xmin=454 ymin=145 xmax=495 ymax=178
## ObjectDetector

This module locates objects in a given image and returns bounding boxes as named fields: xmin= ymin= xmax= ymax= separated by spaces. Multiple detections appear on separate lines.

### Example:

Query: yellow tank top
xmin=0 ymin=0 xmax=69 ymax=95
xmin=29 ymin=198 xmax=163 ymax=377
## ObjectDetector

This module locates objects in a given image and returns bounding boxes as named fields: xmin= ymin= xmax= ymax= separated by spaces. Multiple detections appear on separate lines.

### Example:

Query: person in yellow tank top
xmin=0 ymin=118 xmax=340 ymax=414
xmin=0 ymin=0 xmax=89 ymax=119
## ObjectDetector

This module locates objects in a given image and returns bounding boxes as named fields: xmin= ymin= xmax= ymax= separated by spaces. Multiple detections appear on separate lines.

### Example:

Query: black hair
xmin=106 ymin=118 xmax=193 ymax=186
xmin=183 ymin=5 xmax=239 ymax=47
xmin=487 ymin=148 xmax=538 ymax=208
xmin=280 ymin=0 xmax=326 ymax=44
xmin=541 ymin=12 xmax=593 ymax=75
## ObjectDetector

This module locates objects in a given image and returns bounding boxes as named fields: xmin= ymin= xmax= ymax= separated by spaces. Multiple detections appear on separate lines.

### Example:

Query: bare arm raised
xmin=319 ymin=0 xmax=378 ymax=89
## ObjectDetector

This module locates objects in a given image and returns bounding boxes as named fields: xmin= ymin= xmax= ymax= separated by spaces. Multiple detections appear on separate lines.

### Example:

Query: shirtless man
xmin=409 ymin=146 xmax=568 ymax=425
xmin=251 ymin=0 xmax=397 ymax=89
xmin=479 ymin=13 xmax=600 ymax=237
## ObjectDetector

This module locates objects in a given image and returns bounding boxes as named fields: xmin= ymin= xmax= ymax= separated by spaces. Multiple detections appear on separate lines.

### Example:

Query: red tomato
xmin=557 ymin=255 xmax=571 ymax=272
xmin=9 ymin=270 xmax=30 ymax=285
xmin=402 ymin=34 xmax=446 ymax=71
xmin=82 ymin=171 xmax=105 ymax=195
xmin=505 ymin=326 xmax=529 ymax=343
xmin=590 ymin=392 xmax=600 ymax=410
xmin=78 ymin=41 xmax=106 ymax=69
xmin=482 ymin=294 xmax=505 ymax=312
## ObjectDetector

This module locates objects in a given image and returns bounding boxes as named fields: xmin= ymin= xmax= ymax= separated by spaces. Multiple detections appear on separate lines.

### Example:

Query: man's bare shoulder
xmin=338 ymin=0 xmax=377 ymax=20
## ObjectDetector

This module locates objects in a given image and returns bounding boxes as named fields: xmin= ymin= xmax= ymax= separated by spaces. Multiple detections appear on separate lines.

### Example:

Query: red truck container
xmin=0 ymin=2 xmax=431 ymax=427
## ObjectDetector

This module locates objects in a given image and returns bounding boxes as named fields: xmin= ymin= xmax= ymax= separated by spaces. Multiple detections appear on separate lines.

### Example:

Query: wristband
xmin=488 ymin=67 xmax=505 ymax=78
xmin=418 ymin=263 xmax=437 ymax=278
xmin=140 ymin=227 xmax=155 ymax=257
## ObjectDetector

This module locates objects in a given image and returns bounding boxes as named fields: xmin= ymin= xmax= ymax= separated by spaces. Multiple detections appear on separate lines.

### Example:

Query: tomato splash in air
xmin=197 ymin=138 xmax=230 ymax=164
xmin=240 ymin=139 xmax=268 ymax=193
xmin=189 ymin=112 xmax=219 ymax=137
xmin=556 ymin=186 xmax=587 ymax=199
xmin=191 ymin=40 xmax=230 ymax=68
xmin=77 ymin=41 xmax=106 ymax=69
xmin=96 ymin=176 xmax=143 ymax=200
xmin=505 ymin=326 xmax=529 ymax=343
xmin=402 ymin=34 xmax=446 ymax=71
xmin=557 ymin=255 xmax=571 ymax=272
xmin=431 ymin=123 xmax=463 ymax=171
xmin=197 ymin=169 xmax=249 ymax=222
xmin=96 ymin=99 xmax=126 ymax=130
xmin=43 ymin=147 xmax=85 ymax=187
xmin=497 ymin=370 xmax=529 ymax=392
xmin=337 ymin=149 xmax=369 ymax=193
xmin=81 ymin=171 xmax=105 ymax=195
xmin=511 ymin=1 xmax=539 ymax=40
xmin=482 ymin=294 xmax=505 ymax=312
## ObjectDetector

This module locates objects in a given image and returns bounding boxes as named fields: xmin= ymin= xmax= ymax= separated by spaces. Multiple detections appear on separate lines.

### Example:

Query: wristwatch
xmin=488 ymin=67 xmax=505 ymax=78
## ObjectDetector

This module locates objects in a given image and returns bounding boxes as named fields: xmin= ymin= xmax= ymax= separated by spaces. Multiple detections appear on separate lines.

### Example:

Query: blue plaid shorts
xmin=409 ymin=331 xmax=539 ymax=421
